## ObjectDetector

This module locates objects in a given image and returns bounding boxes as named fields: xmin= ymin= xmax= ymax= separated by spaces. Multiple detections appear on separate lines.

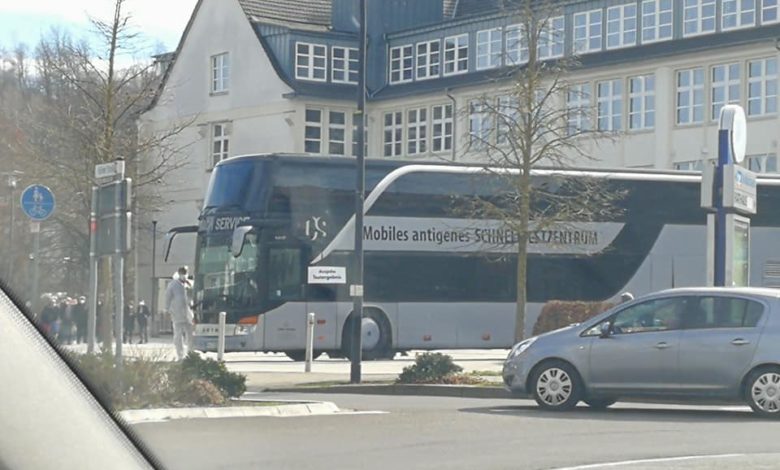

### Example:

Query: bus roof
xmin=220 ymin=153 xmax=780 ymax=185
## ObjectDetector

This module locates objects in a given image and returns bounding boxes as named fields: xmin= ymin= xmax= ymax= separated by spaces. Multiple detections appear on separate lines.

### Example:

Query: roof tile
xmin=237 ymin=0 xmax=332 ymax=27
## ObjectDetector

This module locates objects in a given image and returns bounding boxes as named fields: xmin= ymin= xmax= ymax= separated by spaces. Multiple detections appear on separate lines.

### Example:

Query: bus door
xmin=261 ymin=243 xmax=308 ymax=351
xmin=305 ymin=280 xmax=339 ymax=352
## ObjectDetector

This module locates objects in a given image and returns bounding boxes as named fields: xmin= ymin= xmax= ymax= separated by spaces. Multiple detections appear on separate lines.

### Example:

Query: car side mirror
xmin=599 ymin=322 xmax=611 ymax=338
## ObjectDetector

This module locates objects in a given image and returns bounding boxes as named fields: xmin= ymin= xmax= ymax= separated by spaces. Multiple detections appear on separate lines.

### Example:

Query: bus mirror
xmin=232 ymin=226 xmax=254 ymax=258
xmin=163 ymin=226 xmax=199 ymax=262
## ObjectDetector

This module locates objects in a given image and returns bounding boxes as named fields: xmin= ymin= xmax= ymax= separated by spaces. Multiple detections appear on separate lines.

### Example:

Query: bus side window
xmin=268 ymin=248 xmax=304 ymax=301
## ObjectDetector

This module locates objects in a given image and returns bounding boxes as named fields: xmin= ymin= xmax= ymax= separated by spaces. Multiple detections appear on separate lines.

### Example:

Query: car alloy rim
xmin=537 ymin=368 xmax=573 ymax=406
xmin=752 ymin=372 xmax=780 ymax=413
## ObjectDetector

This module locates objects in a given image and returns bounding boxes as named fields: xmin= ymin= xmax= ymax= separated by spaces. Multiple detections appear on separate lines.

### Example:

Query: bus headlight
xmin=508 ymin=337 xmax=537 ymax=360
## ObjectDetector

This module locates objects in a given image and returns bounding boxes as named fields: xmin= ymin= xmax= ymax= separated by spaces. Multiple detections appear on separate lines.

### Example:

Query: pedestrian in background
xmin=73 ymin=296 xmax=87 ymax=344
xmin=123 ymin=301 xmax=135 ymax=344
xmin=165 ymin=266 xmax=195 ymax=360
xmin=39 ymin=296 xmax=57 ymax=336
xmin=59 ymin=297 xmax=74 ymax=345
xmin=136 ymin=300 xmax=150 ymax=344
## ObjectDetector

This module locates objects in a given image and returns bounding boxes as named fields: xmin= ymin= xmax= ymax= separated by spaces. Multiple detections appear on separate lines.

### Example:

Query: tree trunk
xmin=514 ymin=173 xmax=532 ymax=342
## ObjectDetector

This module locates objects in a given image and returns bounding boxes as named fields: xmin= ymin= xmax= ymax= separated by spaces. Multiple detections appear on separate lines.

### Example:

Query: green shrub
xmin=171 ymin=379 xmax=226 ymax=406
xmin=397 ymin=352 xmax=463 ymax=384
xmin=532 ymin=301 xmax=614 ymax=336
xmin=175 ymin=352 xmax=247 ymax=398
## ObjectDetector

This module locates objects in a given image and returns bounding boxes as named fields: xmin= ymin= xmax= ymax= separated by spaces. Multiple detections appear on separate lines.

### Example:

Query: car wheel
xmin=531 ymin=360 xmax=582 ymax=411
xmin=583 ymin=398 xmax=617 ymax=410
xmin=745 ymin=368 xmax=780 ymax=418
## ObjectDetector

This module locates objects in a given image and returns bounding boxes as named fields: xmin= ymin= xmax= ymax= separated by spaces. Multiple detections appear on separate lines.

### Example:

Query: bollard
xmin=217 ymin=311 xmax=226 ymax=362
xmin=305 ymin=312 xmax=315 ymax=373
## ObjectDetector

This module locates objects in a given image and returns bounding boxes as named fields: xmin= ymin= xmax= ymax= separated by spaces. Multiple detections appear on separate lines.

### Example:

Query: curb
xmin=120 ymin=400 xmax=340 ymax=424
xmin=263 ymin=384 xmax=514 ymax=399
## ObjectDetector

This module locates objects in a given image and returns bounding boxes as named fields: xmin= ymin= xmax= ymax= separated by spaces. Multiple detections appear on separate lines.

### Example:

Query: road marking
xmin=552 ymin=453 xmax=745 ymax=470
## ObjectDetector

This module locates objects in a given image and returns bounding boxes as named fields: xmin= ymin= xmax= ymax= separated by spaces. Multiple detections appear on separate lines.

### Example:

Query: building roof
xmin=237 ymin=0 xmax=332 ymax=27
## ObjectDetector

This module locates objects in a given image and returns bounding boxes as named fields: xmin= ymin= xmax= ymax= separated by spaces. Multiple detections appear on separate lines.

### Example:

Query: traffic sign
xmin=95 ymin=160 xmax=125 ymax=180
xmin=20 ymin=184 xmax=55 ymax=221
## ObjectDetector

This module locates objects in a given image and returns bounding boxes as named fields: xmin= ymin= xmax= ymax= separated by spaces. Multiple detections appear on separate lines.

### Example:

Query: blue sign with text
xmin=20 ymin=184 xmax=55 ymax=221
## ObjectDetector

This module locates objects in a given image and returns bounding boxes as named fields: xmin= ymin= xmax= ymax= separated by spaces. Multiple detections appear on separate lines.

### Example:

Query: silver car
xmin=503 ymin=287 xmax=780 ymax=417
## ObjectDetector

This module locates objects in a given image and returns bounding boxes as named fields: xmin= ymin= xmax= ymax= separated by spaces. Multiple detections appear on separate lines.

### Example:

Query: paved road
xmin=131 ymin=393 xmax=780 ymax=470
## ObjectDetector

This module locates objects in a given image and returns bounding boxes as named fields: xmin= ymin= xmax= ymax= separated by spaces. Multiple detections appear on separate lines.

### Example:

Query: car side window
xmin=608 ymin=297 xmax=686 ymax=335
xmin=683 ymin=296 xmax=764 ymax=329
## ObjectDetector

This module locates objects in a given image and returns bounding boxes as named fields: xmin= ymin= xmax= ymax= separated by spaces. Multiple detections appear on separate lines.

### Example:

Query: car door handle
xmin=731 ymin=338 xmax=751 ymax=346
xmin=654 ymin=342 xmax=671 ymax=350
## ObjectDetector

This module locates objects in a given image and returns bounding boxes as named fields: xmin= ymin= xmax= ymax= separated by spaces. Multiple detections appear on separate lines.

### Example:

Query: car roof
xmin=651 ymin=286 xmax=780 ymax=299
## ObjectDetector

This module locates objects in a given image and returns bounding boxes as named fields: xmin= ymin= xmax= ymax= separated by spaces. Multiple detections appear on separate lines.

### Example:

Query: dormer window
xmin=296 ymin=42 xmax=327 ymax=81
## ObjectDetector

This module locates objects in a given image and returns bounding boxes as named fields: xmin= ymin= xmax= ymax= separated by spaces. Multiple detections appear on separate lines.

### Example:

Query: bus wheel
xmin=285 ymin=351 xmax=323 ymax=362
xmin=342 ymin=309 xmax=393 ymax=361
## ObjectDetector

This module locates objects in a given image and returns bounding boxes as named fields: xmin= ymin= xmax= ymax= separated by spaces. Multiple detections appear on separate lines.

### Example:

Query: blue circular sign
xmin=20 ymin=184 xmax=56 ymax=221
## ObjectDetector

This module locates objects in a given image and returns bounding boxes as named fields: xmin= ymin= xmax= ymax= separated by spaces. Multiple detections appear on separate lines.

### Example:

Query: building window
xmin=676 ymin=68 xmax=704 ymax=125
xmin=295 ymin=43 xmax=327 ymax=81
xmin=683 ymin=0 xmax=716 ymax=36
xmin=432 ymin=104 xmax=453 ymax=153
xmin=641 ymin=0 xmax=673 ymax=43
xmin=722 ymin=0 xmax=756 ymax=29
xmin=211 ymin=53 xmax=230 ymax=93
xmin=469 ymin=100 xmax=492 ymax=148
xmin=762 ymin=0 xmax=779 ymax=23
xmin=712 ymin=63 xmax=741 ymax=120
xmin=567 ymin=83 xmax=592 ymax=136
xmin=476 ymin=28 xmax=502 ymax=70
xmin=674 ymin=160 xmax=706 ymax=171
xmin=496 ymin=95 xmax=520 ymax=146
xmin=748 ymin=57 xmax=777 ymax=116
xmin=747 ymin=154 xmax=778 ymax=173
xmin=505 ymin=24 xmax=528 ymax=65
xmin=389 ymin=45 xmax=414 ymax=83
xmin=416 ymin=40 xmax=441 ymax=80
xmin=629 ymin=75 xmax=655 ymax=130
xmin=444 ymin=34 xmax=469 ymax=75
xmin=574 ymin=10 xmax=603 ymax=54
xmin=538 ymin=16 xmax=565 ymax=60
xmin=607 ymin=4 xmax=638 ymax=49
xmin=597 ymin=79 xmax=622 ymax=131
xmin=328 ymin=111 xmax=346 ymax=155
xmin=305 ymin=109 xmax=323 ymax=153
xmin=383 ymin=111 xmax=403 ymax=157
xmin=407 ymin=108 xmax=428 ymax=155
xmin=211 ymin=123 xmax=230 ymax=167
xmin=332 ymin=47 xmax=359 ymax=84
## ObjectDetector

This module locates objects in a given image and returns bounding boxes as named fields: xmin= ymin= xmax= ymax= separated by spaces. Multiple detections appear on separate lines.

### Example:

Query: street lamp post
xmin=151 ymin=220 xmax=158 ymax=336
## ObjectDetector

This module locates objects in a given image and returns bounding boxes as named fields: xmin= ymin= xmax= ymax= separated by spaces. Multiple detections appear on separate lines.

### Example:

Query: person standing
xmin=123 ymin=301 xmax=135 ymax=344
xmin=73 ymin=296 xmax=87 ymax=344
xmin=165 ymin=267 xmax=195 ymax=360
xmin=136 ymin=300 xmax=150 ymax=344
xmin=59 ymin=298 xmax=74 ymax=345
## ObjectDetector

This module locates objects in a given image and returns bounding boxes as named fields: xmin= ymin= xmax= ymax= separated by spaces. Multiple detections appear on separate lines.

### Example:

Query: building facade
xmin=138 ymin=0 xmax=780 ymax=303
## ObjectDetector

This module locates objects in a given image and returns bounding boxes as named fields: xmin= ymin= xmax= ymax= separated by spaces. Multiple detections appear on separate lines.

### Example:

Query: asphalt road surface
xmin=132 ymin=393 xmax=780 ymax=470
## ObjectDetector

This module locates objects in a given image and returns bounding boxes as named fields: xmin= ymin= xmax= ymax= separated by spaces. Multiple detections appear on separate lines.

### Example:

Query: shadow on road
xmin=458 ymin=404 xmax=767 ymax=423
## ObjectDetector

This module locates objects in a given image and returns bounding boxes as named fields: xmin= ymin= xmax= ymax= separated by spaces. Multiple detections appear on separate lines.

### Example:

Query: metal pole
xmin=31 ymin=228 xmax=40 ymax=312
xmin=305 ymin=312 xmax=315 ymax=373
xmin=714 ymin=129 xmax=729 ymax=287
xmin=151 ymin=220 xmax=158 ymax=337
xmin=87 ymin=187 xmax=99 ymax=354
xmin=114 ymin=181 xmax=124 ymax=368
xmin=7 ymin=179 xmax=15 ymax=280
xmin=217 ymin=311 xmax=226 ymax=362
xmin=350 ymin=0 xmax=367 ymax=384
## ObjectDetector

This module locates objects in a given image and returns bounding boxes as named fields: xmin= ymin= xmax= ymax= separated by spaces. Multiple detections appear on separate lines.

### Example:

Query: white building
xmin=137 ymin=0 xmax=780 ymax=304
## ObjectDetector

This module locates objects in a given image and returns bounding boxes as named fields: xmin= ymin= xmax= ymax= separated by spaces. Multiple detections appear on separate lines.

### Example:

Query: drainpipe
xmin=445 ymin=88 xmax=457 ymax=162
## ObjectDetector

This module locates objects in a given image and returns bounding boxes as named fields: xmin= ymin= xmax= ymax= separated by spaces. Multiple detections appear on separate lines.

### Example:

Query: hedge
xmin=532 ymin=300 xmax=614 ymax=336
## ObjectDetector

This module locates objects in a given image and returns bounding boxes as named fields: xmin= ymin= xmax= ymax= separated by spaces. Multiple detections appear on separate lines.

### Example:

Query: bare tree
xmin=462 ymin=0 xmax=621 ymax=341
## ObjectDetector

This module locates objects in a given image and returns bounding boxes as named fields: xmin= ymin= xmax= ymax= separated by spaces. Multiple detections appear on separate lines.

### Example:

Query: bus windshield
xmin=195 ymin=232 xmax=260 ymax=312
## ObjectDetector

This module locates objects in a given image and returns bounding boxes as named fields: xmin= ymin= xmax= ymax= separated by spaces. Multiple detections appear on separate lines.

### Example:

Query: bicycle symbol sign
xmin=20 ymin=184 xmax=56 ymax=221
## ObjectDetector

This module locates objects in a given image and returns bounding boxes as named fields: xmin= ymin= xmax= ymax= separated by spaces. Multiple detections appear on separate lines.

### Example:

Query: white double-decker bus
xmin=164 ymin=154 xmax=780 ymax=360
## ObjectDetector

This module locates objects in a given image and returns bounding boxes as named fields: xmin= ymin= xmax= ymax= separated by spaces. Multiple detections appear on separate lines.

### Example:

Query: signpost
xmin=20 ymin=184 xmax=55 ymax=311
xmin=701 ymin=105 xmax=755 ymax=287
